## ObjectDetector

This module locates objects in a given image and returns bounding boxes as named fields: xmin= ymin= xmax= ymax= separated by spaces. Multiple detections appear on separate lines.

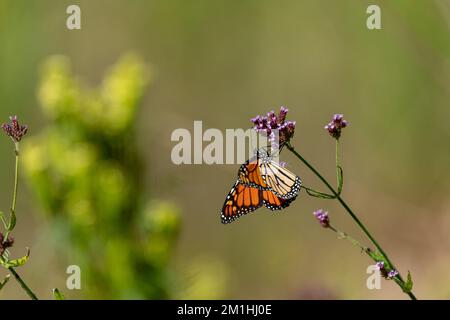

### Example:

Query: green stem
xmin=0 ymin=255 xmax=38 ymax=300
xmin=8 ymin=267 xmax=38 ymax=300
xmin=0 ymin=142 xmax=39 ymax=300
xmin=335 ymin=140 xmax=344 ymax=194
xmin=3 ymin=143 xmax=19 ymax=243
xmin=286 ymin=142 xmax=417 ymax=300
xmin=336 ymin=140 xmax=339 ymax=186
xmin=328 ymin=225 xmax=371 ymax=256
xmin=12 ymin=143 xmax=19 ymax=216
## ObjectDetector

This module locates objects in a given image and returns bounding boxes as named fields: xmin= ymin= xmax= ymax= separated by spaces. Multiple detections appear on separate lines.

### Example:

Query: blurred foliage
xmin=22 ymin=54 xmax=183 ymax=299
xmin=175 ymin=256 xmax=230 ymax=300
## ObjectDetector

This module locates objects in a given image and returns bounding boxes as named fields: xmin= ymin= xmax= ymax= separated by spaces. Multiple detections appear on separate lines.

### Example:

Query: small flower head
xmin=0 ymin=233 xmax=14 ymax=256
xmin=387 ymin=270 xmax=399 ymax=279
xmin=375 ymin=261 xmax=389 ymax=277
xmin=278 ymin=106 xmax=288 ymax=124
xmin=2 ymin=116 xmax=28 ymax=142
xmin=313 ymin=209 xmax=330 ymax=228
xmin=376 ymin=261 xmax=385 ymax=270
xmin=325 ymin=114 xmax=348 ymax=140
xmin=375 ymin=261 xmax=399 ymax=278
xmin=251 ymin=106 xmax=296 ymax=148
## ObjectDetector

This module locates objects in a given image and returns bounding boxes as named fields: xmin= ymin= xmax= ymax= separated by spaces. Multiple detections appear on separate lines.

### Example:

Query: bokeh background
xmin=1 ymin=0 xmax=450 ymax=299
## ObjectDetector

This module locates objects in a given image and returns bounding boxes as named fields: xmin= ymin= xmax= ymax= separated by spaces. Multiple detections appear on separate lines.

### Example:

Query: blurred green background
xmin=1 ymin=0 xmax=450 ymax=299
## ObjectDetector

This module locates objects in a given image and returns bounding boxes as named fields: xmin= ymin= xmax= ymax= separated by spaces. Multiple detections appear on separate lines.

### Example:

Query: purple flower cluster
xmin=376 ymin=261 xmax=385 ymax=270
xmin=0 ymin=233 xmax=14 ymax=256
xmin=251 ymin=106 xmax=296 ymax=148
xmin=313 ymin=209 xmax=330 ymax=228
xmin=387 ymin=270 xmax=399 ymax=279
xmin=325 ymin=114 xmax=348 ymax=139
xmin=2 ymin=116 xmax=28 ymax=142
xmin=375 ymin=261 xmax=398 ymax=279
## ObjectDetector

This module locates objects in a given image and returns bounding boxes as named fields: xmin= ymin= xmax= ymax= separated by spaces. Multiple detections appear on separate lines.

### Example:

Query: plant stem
xmin=8 ymin=267 xmax=38 ymax=300
xmin=335 ymin=140 xmax=339 ymax=187
xmin=0 ymin=255 xmax=38 ymax=300
xmin=3 ymin=143 xmax=19 ymax=243
xmin=13 ymin=143 xmax=19 ymax=214
xmin=286 ymin=142 xmax=417 ymax=300
xmin=0 ymin=142 xmax=39 ymax=300
xmin=328 ymin=225 xmax=371 ymax=256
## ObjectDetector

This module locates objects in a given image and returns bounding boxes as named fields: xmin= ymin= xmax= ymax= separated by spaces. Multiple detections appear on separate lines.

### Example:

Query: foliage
xmin=23 ymin=54 xmax=182 ymax=299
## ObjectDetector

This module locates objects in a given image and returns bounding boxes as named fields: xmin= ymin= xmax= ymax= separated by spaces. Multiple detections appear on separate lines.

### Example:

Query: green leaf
xmin=4 ymin=248 xmax=30 ymax=268
xmin=52 ymin=288 xmax=66 ymax=300
xmin=7 ymin=209 xmax=16 ymax=232
xmin=0 ymin=274 xmax=10 ymax=290
xmin=305 ymin=188 xmax=336 ymax=199
xmin=404 ymin=271 xmax=413 ymax=292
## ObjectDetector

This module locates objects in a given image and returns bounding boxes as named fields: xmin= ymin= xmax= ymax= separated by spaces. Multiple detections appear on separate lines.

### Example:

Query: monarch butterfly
xmin=221 ymin=149 xmax=301 ymax=224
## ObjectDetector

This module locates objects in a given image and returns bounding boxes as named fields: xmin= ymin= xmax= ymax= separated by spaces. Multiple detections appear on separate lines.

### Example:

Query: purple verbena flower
xmin=2 ymin=116 xmax=28 ymax=142
xmin=376 ymin=261 xmax=385 ymax=270
xmin=313 ymin=209 xmax=330 ymax=228
xmin=388 ymin=270 xmax=399 ymax=279
xmin=267 ymin=111 xmax=278 ymax=128
xmin=375 ymin=261 xmax=399 ymax=278
xmin=325 ymin=114 xmax=348 ymax=140
xmin=278 ymin=106 xmax=288 ymax=124
xmin=279 ymin=121 xmax=295 ymax=147
xmin=251 ymin=106 xmax=296 ymax=148
xmin=0 ymin=233 xmax=14 ymax=256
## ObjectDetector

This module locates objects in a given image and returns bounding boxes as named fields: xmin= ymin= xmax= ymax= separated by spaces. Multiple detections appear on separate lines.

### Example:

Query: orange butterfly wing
xmin=221 ymin=182 xmax=263 ymax=224
xmin=237 ymin=158 xmax=268 ymax=189
xmin=238 ymin=154 xmax=301 ymax=199
xmin=221 ymin=182 xmax=297 ymax=224
xmin=221 ymin=150 xmax=300 ymax=224
xmin=261 ymin=189 xmax=296 ymax=211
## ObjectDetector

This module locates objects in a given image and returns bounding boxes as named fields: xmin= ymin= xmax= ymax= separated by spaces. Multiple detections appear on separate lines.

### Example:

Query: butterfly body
xmin=221 ymin=150 xmax=301 ymax=224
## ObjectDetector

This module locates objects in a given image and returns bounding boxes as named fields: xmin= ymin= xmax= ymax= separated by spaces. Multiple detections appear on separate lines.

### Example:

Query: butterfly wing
xmin=261 ymin=189 xmax=297 ymax=211
xmin=237 ymin=157 xmax=268 ymax=189
xmin=221 ymin=181 xmax=298 ymax=224
xmin=259 ymin=160 xmax=301 ymax=199
xmin=221 ymin=181 xmax=263 ymax=224
xmin=221 ymin=150 xmax=301 ymax=224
